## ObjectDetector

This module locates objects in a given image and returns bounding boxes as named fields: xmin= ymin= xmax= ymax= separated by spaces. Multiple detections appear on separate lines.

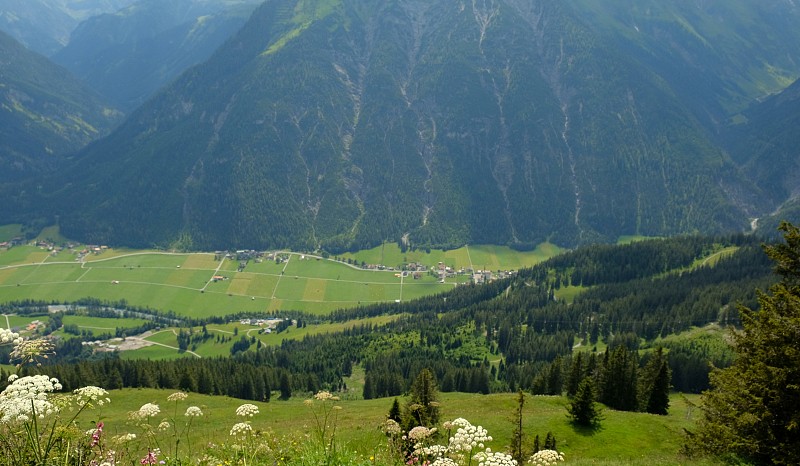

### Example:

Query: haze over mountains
xmin=0 ymin=30 xmax=121 ymax=182
xmin=1 ymin=0 xmax=799 ymax=251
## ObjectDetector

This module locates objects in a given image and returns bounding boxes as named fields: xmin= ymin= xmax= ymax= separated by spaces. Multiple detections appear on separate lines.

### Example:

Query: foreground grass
xmin=70 ymin=389 xmax=716 ymax=465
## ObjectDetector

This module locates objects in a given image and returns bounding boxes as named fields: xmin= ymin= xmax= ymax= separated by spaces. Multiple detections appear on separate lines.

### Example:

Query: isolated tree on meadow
xmin=568 ymin=377 xmax=602 ymax=427
xmin=404 ymin=368 xmax=440 ymax=429
xmin=688 ymin=221 xmax=800 ymax=464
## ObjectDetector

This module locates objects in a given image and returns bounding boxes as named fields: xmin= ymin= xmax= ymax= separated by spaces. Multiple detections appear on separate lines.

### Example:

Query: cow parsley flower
xmin=230 ymin=422 xmax=252 ymax=437
xmin=527 ymin=449 xmax=564 ymax=465
xmin=0 ymin=328 xmax=22 ymax=345
xmin=382 ymin=418 xmax=402 ymax=435
xmin=137 ymin=403 xmax=161 ymax=418
xmin=74 ymin=386 xmax=111 ymax=407
xmin=235 ymin=403 xmax=259 ymax=417
xmin=408 ymin=426 xmax=436 ymax=441
xmin=9 ymin=338 xmax=55 ymax=367
xmin=474 ymin=450 xmax=517 ymax=466
xmin=113 ymin=433 xmax=137 ymax=442
xmin=185 ymin=406 xmax=203 ymax=417
xmin=431 ymin=458 xmax=459 ymax=466
xmin=0 ymin=374 xmax=61 ymax=422
xmin=448 ymin=419 xmax=492 ymax=454
xmin=313 ymin=390 xmax=339 ymax=401
xmin=167 ymin=391 xmax=188 ymax=402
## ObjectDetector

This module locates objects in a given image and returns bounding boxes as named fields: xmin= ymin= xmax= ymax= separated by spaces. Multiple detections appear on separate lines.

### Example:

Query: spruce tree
xmin=388 ymin=398 xmax=402 ymax=422
xmin=645 ymin=361 xmax=670 ymax=415
xmin=566 ymin=352 xmax=585 ymax=397
xmin=568 ymin=377 xmax=602 ymax=427
xmin=689 ymin=222 xmax=800 ymax=464
xmin=404 ymin=368 xmax=440 ymax=429
xmin=639 ymin=347 xmax=671 ymax=415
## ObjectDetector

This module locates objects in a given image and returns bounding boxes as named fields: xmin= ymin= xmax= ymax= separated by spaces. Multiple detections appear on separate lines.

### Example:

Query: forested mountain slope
xmin=730 ymin=78 xmax=800 ymax=229
xmin=7 ymin=0 xmax=791 ymax=251
xmin=0 ymin=31 xmax=121 ymax=183
xmin=568 ymin=0 xmax=800 ymax=132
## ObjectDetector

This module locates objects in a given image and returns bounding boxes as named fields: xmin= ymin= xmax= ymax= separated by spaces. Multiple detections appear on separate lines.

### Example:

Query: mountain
xmin=729 ymin=78 xmax=800 ymax=233
xmin=5 ymin=0 xmax=800 ymax=251
xmin=52 ymin=0 xmax=262 ymax=112
xmin=0 ymin=0 xmax=137 ymax=56
xmin=568 ymin=0 xmax=800 ymax=133
xmin=0 ymin=31 xmax=122 ymax=183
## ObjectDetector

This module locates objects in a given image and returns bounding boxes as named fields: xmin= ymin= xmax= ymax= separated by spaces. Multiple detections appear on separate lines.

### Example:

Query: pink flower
xmin=90 ymin=422 xmax=103 ymax=447
xmin=140 ymin=449 xmax=158 ymax=465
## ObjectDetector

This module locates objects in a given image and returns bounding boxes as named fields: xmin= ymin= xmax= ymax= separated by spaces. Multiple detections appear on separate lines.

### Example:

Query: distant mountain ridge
xmin=0 ymin=31 xmax=121 ymax=183
xmin=3 ymin=0 xmax=800 ymax=251
xmin=52 ymin=0 xmax=262 ymax=111
xmin=0 ymin=0 xmax=137 ymax=56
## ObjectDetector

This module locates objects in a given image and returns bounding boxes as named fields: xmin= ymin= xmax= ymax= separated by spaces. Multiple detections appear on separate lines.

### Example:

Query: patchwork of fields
xmin=0 ymin=242 xmax=560 ymax=318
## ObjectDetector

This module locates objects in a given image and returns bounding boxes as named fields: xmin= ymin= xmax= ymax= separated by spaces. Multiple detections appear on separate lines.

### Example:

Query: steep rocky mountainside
xmin=4 ymin=0 xmax=800 ymax=251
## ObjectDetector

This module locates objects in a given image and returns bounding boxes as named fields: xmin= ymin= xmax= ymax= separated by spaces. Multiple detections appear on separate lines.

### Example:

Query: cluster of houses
xmin=0 ymin=237 xmax=25 ymax=250
xmin=238 ymin=317 xmax=293 ymax=334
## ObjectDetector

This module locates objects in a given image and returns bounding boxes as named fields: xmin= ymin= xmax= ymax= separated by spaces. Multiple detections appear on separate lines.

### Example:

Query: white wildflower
xmin=382 ymin=418 xmax=402 ymax=435
xmin=73 ymin=386 xmax=110 ymax=407
xmin=0 ymin=328 xmax=22 ymax=345
xmin=0 ymin=374 xmax=61 ymax=422
xmin=408 ymin=425 xmax=436 ymax=441
xmin=137 ymin=402 xmax=161 ymax=418
xmin=474 ymin=450 xmax=517 ymax=466
xmin=185 ymin=406 xmax=203 ymax=417
xmin=313 ymin=390 xmax=339 ymax=401
xmin=528 ymin=449 xmax=564 ymax=465
xmin=230 ymin=422 xmax=252 ymax=437
xmin=431 ymin=458 xmax=459 ymax=466
xmin=167 ymin=391 xmax=188 ymax=402
xmin=235 ymin=403 xmax=259 ymax=417
xmin=113 ymin=433 xmax=137 ymax=442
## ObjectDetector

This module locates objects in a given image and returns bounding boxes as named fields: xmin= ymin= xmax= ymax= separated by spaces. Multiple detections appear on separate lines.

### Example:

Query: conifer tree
xmin=544 ymin=432 xmax=557 ymax=450
xmin=639 ymin=347 xmax=671 ymax=415
xmin=388 ymin=398 xmax=401 ymax=422
xmin=568 ymin=377 xmax=602 ymax=427
xmin=566 ymin=352 xmax=585 ymax=397
xmin=404 ymin=368 xmax=440 ymax=429
xmin=510 ymin=390 xmax=526 ymax=463
xmin=689 ymin=222 xmax=800 ymax=464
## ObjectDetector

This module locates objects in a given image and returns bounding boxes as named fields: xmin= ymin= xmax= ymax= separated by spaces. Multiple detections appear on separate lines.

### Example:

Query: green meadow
xmin=340 ymin=242 xmax=563 ymax=271
xmin=1 ymin=242 xmax=554 ymax=318
xmin=70 ymin=388 xmax=716 ymax=465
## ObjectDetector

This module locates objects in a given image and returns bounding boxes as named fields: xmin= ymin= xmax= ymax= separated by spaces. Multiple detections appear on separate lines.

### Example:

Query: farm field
xmin=340 ymin=242 xmax=563 ymax=271
xmin=0 ymin=242 xmax=553 ymax=318
xmin=68 ymin=388 xmax=716 ymax=465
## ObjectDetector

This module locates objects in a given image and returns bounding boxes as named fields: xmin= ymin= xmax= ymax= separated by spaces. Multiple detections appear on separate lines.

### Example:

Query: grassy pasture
xmin=0 ymin=224 xmax=22 ymax=241
xmin=62 ymin=315 xmax=150 ymax=330
xmin=340 ymin=242 xmax=563 ymax=271
xmin=71 ymin=388 xmax=714 ymax=465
